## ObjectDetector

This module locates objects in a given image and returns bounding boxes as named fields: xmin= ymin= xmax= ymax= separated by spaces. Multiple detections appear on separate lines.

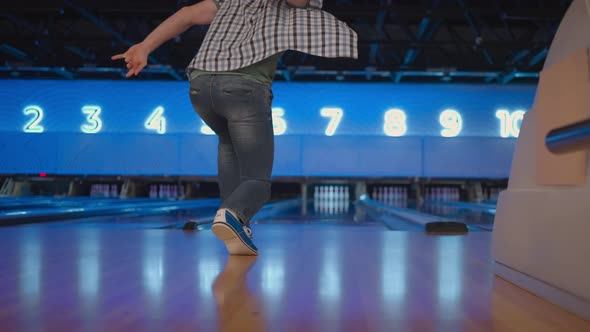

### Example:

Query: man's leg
xmin=189 ymin=76 xmax=241 ymax=203
xmin=209 ymin=75 xmax=275 ymax=255
xmin=214 ymin=77 xmax=275 ymax=225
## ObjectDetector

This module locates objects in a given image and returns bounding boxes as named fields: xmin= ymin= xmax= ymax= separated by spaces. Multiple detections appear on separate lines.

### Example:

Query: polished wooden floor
xmin=0 ymin=223 xmax=588 ymax=332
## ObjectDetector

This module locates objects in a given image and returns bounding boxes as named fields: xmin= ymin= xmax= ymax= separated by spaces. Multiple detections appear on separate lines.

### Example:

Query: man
xmin=112 ymin=0 xmax=357 ymax=255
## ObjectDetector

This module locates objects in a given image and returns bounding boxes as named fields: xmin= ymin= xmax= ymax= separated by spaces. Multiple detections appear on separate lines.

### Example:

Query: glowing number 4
xmin=321 ymin=108 xmax=343 ymax=136
xmin=81 ymin=106 xmax=102 ymax=134
xmin=496 ymin=109 xmax=525 ymax=138
xmin=23 ymin=105 xmax=44 ymax=133
xmin=439 ymin=109 xmax=462 ymax=137
xmin=145 ymin=106 xmax=166 ymax=134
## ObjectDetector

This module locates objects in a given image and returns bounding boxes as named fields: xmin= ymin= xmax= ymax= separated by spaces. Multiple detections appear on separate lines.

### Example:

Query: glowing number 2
xmin=496 ymin=109 xmax=526 ymax=138
xmin=145 ymin=106 xmax=166 ymax=134
xmin=321 ymin=108 xmax=343 ymax=136
xmin=81 ymin=106 xmax=102 ymax=134
xmin=439 ymin=109 xmax=462 ymax=137
xmin=383 ymin=109 xmax=407 ymax=137
xmin=23 ymin=106 xmax=44 ymax=133
xmin=272 ymin=107 xmax=287 ymax=136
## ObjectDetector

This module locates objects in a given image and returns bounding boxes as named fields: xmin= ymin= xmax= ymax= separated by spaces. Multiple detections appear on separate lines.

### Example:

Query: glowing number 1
xmin=321 ymin=108 xmax=343 ymax=136
xmin=23 ymin=106 xmax=44 ymax=133
xmin=145 ymin=106 xmax=166 ymax=134
xmin=81 ymin=106 xmax=102 ymax=134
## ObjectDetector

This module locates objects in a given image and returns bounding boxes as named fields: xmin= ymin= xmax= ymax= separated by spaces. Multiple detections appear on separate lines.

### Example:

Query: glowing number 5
xmin=145 ymin=106 xmax=166 ymax=134
xmin=23 ymin=106 xmax=44 ymax=133
xmin=81 ymin=106 xmax=102 ymax=134
xmin=272 ymin=108 xmax=287 ymax=136
xmin=321 ymin=108 xmax=343 ymax=136
xmin=383 ymin=109 xmax=407 ymax=137
xmin=200 ymin=120 xmax=214 ymax=135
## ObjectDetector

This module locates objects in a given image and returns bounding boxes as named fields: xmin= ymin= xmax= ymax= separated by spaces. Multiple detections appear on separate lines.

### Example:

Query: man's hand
xmin=111 ymin=43 xmax=150 ymax=78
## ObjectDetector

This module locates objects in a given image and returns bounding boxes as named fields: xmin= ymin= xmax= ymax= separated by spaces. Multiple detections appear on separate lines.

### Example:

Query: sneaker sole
xmin=211 ymin=222 xmax=258 ymax=256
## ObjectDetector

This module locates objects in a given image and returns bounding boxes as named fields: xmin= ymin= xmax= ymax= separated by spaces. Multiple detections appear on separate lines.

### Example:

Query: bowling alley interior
xmin=1 ymin=0 xmax=590 ymax=331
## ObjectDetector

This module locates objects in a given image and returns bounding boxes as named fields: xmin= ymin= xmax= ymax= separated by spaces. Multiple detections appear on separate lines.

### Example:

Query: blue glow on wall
xmin=1 ymin=80 xmax=535 ymax=137
xmin=0 ymin=80 xmax=536 ymax=177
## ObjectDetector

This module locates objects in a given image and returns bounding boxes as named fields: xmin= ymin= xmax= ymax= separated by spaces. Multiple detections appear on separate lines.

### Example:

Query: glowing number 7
xmin=145 ymin=106 xmax=166 ymax=134
xmin=321 ymin=108 xmax=343 ymax=136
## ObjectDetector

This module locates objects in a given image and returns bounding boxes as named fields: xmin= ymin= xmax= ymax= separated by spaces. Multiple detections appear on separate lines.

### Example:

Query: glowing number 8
xmin=384 ymin=109 xmax=407 ymax=137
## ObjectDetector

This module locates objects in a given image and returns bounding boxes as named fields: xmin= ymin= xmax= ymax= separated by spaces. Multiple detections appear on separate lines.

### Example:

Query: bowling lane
xmin=0 ymin=196 xmax=154 ymax=212
xmin=33 ymin=205 xmax=219 ymax=229
xmin=8 ymin=199 xmax=303 ymax=230
xmin=2 ymin=212 xmax=588 ymax=331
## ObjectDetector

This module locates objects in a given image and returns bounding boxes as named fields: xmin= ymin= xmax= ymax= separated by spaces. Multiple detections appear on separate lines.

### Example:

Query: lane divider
xmin=358 ymin=195 xmax=468 ymax=234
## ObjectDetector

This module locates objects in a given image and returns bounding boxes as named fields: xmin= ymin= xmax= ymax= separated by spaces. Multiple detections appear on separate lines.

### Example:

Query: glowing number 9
xmin=81 ymin=106 xmax=102 ymax=134
xmin=23 ymin=106 xmax=44 ymax=133
xmin=272 ymin=107 xmax=287 ymax=136
xmin=145 ymin=106 xmax=166 ymax=134
xmin=496 ymin=109 xmax=526 ymax=138
xmin=439 ymin=109 xmax=462 ymax=137
xmin=321 ymin=108 xmax=343 ymax=136
xmin=383 ymin=109 xmax=407 ymax=137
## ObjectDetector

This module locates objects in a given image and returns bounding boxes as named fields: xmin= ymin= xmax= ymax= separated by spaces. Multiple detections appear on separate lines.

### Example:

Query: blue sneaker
xmin=211 ymin=208 xmax=258 ymax=256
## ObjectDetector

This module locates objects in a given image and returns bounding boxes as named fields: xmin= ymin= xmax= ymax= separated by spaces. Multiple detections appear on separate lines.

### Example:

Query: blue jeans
xmin=189 ymin=74 xmax=274 ymax=224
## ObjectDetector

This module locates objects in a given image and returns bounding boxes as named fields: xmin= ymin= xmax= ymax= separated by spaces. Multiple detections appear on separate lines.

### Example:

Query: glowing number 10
xmin=145 ymin=106 xmax=166 ymax=134
xmin=496 ymin=110 xmax=525 ymax=138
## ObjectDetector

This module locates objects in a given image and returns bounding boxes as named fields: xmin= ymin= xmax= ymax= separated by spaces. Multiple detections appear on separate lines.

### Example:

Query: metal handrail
xmin=546 ymin=118 xmax=590 ymax=154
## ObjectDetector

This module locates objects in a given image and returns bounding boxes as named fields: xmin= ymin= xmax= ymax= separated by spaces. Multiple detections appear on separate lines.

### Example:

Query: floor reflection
xmin=213 ymin=256 xmax=265 ymax=332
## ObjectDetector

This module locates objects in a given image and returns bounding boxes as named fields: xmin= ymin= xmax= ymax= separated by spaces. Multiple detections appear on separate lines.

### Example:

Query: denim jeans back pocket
xmin=221 ymin=82 xmax=255 ymax=96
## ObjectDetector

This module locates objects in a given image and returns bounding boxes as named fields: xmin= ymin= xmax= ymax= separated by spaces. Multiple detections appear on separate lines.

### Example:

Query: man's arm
xmin=142 ymin=0 xmax=219 ymax=53
xmin=286 ymin=0 xmax=310 ymax=8
xmin=112 ymin=0 xmax=218 ymax=77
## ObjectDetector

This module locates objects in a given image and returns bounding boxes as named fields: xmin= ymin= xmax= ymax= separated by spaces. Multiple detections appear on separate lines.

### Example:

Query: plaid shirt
xmin=187 ymin=0 xmax=358 ymax=72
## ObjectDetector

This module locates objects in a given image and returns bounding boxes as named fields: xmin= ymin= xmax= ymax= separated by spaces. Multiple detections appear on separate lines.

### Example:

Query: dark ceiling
xmin=0 ymin=0 xmax=573 ymax=83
